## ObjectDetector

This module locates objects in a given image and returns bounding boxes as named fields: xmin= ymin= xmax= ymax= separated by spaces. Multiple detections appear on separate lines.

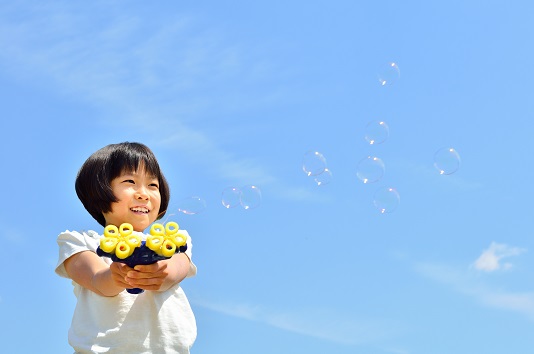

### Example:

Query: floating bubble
xmin=365 ymin=120 xmax=389 ymax=145
xmin=177 ymin=196 xmax=207 ymax=215
xmin=373 ymin=187 xmax=400 ymax=214
xmin=433 ymin=147 xmax=461 ymax=175
xmin=240 ymin=185 xmax=262 ymax=210
xmin=302 ymin=150 xmax=327 ymax=176
xmin=377 ymin=62 xmax=400 ymax=86
xmin=356 ymin=156 xmax=385 ymax=183
xmin=314 ymin=168 xmax=332 ymax=186
xmin=221 ymin=186 xmax=241 ymax=209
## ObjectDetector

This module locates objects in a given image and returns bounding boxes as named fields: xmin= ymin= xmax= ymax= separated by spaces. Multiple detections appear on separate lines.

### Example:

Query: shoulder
xmin=57 ymin=229 xmax=101 ymax=245
xmin=55 ymin=230 xmax=101 ymax=278
xmin=56 ymin=230 xmax=101 ymax=259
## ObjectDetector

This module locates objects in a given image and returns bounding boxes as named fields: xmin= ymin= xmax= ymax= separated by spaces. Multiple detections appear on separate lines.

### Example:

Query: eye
xmin=149 ymin=182 xmax=159 ymax=189
xmin=122 ymin=179 xmax=135 ymax=184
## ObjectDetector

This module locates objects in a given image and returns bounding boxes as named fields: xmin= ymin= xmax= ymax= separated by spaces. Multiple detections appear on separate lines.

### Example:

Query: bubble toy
xmin=97 ymin=222 xmax=188 ymax=294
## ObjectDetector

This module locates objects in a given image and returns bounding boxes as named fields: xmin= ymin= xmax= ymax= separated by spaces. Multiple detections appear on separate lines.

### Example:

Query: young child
xmin=55 ymin=142 xmax=197 ymax=354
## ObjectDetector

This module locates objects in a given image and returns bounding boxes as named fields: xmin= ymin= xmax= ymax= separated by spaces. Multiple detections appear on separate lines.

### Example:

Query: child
xmin=55 ymin=142 xmax=197 ymax=354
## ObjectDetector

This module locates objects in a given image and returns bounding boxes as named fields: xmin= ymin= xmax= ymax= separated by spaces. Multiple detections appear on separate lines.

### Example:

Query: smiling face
xmin=103 ymin=164 xmax=162 ymax=232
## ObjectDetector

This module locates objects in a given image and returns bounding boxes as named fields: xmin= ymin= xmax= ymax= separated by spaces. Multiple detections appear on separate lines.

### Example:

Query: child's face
xmin=103 ymin=164 xmax=162 ymax=232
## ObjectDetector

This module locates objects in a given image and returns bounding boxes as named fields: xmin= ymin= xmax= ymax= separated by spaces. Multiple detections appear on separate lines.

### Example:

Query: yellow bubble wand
xmin=97 ymin=221 xmax=188 ymax=294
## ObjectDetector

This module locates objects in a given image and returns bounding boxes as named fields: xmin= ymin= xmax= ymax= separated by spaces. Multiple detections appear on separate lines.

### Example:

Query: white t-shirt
xmin=55 ymin=229 xmax=197 ymax=354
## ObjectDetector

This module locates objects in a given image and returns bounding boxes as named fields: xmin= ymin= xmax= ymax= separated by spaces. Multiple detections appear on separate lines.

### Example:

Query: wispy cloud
xmin=156 ymin=129 xmax=277 ymax=186
xmin=414 ymin=261 xmax=534 ymax=320
xmin=472 ymin=242 xmax=526 ymax=272
xmin=191 ymin=296 xmax=404 ymax=346
xmin=0 ymin=1 xmax=318 ymax=201
xmin=0 ymin=1 xmax=289 ymax=116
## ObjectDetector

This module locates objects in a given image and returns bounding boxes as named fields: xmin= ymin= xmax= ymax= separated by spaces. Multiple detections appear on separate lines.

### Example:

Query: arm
xmin=63 ymin=251 xmax=130 ymax=297
xmin=125 ymin=252 xmax=192 ymax=292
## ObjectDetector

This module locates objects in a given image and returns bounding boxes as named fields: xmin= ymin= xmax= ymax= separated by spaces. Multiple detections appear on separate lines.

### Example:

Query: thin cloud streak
xmin=191 ymin=296 xmax=403 ymax=346
xmin=0 ymin=2 xmax=318 ymax=201
xmin=414 ymin=262 xmax=534 ymax=321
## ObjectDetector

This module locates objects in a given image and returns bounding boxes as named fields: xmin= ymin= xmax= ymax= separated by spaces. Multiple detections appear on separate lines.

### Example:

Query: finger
xmin=134 ymin=262 xmax=166 ymax=273
xmin=110 ymin=263 xmax=135 ymax=286
xmin=111 ymin=264 xmax=130 ymax=279
xmin=110 ymin=271 xmax=131 ymax=287
xmin=111 ymin=262 xmax=131 ymax=272
xmin=126 ymin=276 xmax=164 ymax=290
xmin=127 ymin=269 xmax=166 ymax=280
xmin=112 ymin=277 xmax=131 ymax=288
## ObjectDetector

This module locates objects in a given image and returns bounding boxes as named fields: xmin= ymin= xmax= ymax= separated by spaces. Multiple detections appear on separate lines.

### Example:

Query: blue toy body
xmin=97 ymin=240 xmax=187 ymax=294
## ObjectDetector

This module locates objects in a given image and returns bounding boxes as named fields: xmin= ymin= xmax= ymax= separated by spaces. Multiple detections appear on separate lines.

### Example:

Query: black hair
xmin=75 ymin=142 xmax=170 ymax=227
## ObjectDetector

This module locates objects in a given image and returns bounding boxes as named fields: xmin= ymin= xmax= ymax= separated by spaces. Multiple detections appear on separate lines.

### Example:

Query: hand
xmin=125 ymin=253 xmax=191 ymax=292
xmin=125 ymin=260 xmax=172 ymax=291
xmin=109 ymin=262 xmax=135 ymax=289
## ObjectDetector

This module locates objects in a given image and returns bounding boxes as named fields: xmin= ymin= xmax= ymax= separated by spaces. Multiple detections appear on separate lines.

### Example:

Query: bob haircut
xmin=75 ymin=142 xmax=170 ymax=227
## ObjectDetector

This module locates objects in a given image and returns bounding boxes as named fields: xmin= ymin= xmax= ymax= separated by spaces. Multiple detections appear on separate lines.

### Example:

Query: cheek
xmin=152 ymin=192 xmax=162 ymax=207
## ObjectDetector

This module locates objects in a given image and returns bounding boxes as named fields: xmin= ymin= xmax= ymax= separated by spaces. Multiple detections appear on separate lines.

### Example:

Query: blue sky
xmin=1 ymin=1 xmax=534 ymax=353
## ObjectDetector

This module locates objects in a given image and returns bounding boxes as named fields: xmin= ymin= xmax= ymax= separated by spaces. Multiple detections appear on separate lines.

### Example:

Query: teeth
xmin=131 ymin=207 xmax=149 ymax=213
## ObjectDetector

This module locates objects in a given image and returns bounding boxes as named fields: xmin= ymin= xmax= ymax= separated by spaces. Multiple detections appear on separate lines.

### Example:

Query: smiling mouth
xmin=130 ymin=207 xmax=150 ymax=214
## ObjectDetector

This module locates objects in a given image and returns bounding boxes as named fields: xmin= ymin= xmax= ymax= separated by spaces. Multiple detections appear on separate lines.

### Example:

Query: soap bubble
xmin=365 ymin=120 xmax=389 ymax=145
xmin=377 ymin=62 xmax=400 ymax=86
xmin=177 ymin=196 xmax=207 ymax=215
xmin=222 ymin=185 xmax=262 ymax=210
xmin=240 ymin=185 xmax=262 ymax=210
xmin=373 ymin=187 xmax=400 ymax=214
xmin=314 ymin=168 xmax=332 ymax=186
xmin=221 ymin=187 xmax=241 ymax=209
xmin=433 ymin=147 xmax=461 ymax=175
xmin=356 ymin=156 xmax=385 ymax=183
xmin=302 ymin=150 xmax=327 ymax=176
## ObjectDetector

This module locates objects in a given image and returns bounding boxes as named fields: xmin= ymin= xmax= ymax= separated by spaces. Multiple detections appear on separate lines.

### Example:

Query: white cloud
xmin=414 ymin=262 xmax=534 ymax=321
xmin=156 ymin=129 xmax=277 ymax=186
xmin=0 ymin=2 xmax=318 ymax=202
xmin=472 ymin=242 xmax=526 ymax=272
xmin=191 ymin=296 xmax=403 ymax=346
xmin=0 ymin=2 xmax=287 ymax=117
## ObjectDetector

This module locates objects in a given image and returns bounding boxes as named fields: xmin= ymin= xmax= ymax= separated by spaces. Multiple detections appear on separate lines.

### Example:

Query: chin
xmin=131 ymin=222 xmax=150 ymax=232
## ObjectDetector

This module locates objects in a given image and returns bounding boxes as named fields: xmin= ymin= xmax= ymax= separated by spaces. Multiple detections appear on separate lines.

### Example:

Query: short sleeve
xmin=55 ymin=230 xmax=100 ymax=279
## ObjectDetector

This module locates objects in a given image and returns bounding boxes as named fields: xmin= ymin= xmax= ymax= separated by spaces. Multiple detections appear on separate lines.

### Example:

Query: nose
xmin=135 ymin=186 xmax=149 ymax=200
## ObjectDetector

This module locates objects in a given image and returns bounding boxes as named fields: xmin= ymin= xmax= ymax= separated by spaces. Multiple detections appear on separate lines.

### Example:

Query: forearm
xmin=92 ymin=267 xmax=127 ymax=297
xmin=158 ymin=253 xmax=192 ymax=291
xmin=64 ymin=251 xmax=126 ymax=297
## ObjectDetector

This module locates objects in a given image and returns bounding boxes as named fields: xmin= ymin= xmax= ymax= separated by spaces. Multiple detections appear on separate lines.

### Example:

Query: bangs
xmin=108 ymin=144 xmax=162 ymax=181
